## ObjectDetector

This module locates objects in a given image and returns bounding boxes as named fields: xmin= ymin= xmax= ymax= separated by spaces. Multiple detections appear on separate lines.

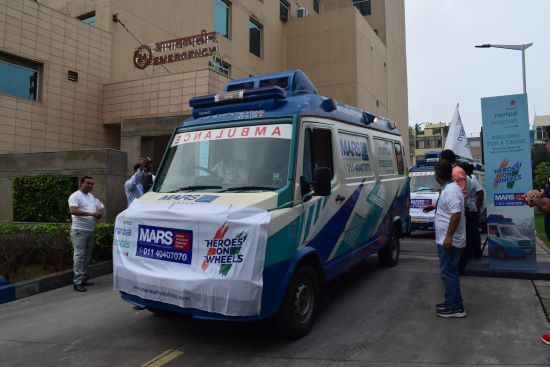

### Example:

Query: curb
xmin=0 ymin=260 xmax=112 ymax=305
xmin=536 ymin=236 xmax=550 ymax=255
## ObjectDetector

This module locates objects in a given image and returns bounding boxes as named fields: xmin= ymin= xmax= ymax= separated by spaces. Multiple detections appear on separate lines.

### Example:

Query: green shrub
xmin=0 ymin=223 xmax=114 ymax=282
xmin=13 ymin=174 xmax=78 ymax=223
xmin=534 ymin=162 xmax=550 ymax=189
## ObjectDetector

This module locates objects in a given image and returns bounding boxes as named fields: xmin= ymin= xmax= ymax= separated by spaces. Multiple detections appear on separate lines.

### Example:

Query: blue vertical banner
xmin=481 ymin=94 xmax=535 ymax=270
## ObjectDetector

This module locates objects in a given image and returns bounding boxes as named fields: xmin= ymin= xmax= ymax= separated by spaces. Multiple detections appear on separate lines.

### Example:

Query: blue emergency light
xmin=189 ymin=86 xmax=287 ymax=109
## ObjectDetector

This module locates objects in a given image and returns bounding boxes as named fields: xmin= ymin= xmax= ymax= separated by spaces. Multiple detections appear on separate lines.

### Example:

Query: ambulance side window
xmin=303 ymin=127 xmax=334 ymax=181
xmin=394 ymin=142 xmax=404 ymax=175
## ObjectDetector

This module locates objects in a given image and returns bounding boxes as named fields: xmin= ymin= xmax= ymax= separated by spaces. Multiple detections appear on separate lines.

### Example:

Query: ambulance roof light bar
xmin=189 ymin=86 xmax=287 ymax=109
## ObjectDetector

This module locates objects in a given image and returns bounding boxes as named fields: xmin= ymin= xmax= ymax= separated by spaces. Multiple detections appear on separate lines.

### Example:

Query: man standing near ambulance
xmin=423 ymin=161 xmax=467 ymax=318
xmin=69 ymin=176 xmax=103 ymax=292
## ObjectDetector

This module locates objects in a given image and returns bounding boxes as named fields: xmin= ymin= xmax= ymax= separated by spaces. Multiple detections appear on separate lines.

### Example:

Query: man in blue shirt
xmin=124 ymin=156 xmax=152 ymax=206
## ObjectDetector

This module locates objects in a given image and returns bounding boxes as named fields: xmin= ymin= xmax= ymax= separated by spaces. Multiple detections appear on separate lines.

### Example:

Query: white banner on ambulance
xmin=171 ymin=124 xmax=292 ymax=147
xmin=113 ymin=201 xmax=271 ymax=316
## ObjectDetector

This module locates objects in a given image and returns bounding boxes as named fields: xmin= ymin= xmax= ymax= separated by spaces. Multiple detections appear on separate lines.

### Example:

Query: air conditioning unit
xmin=297 ymin=7 xmax=309 ymax=18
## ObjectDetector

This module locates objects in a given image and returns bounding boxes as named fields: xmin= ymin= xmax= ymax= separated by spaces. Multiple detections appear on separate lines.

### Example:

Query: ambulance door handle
xmin=335 ymin=195 xmax=345 ymax=203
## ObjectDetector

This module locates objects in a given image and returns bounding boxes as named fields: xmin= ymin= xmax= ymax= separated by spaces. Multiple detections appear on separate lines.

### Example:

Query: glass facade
xmin=280 ymin=0 xmax=289 ymax=21
xmin=77 ymin=11 xmax=96 ymax=26
xmin=214 ymin=0 xmax=230 ymax=38
xmin=352 ymin=0 xmax=371 ymax=16
xmin=210 ymin=57 xmax=231 ymax=77
xmin=0 ymin=54 xmax=40 ymax=101
xmin=249 ymin=18 xmax=262 ymax=57
xmin=536 ymin=126 xmax=546 ymax=141
xmin=415 ymin=137 xmax=442 ymax=149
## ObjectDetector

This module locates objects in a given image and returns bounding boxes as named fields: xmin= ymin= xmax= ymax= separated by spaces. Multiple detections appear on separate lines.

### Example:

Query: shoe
xmin=82 ymin=281 xmax=95 ymax=286
xmin=436 ymin=306 xmax=466 ymax=318
xmin=73 ymin=284 xmax=87 ymax=292
xmin=435 ymin=302 xmax=448 ymax=311
xmin=541 ymin=334 xmax=550 ymax=345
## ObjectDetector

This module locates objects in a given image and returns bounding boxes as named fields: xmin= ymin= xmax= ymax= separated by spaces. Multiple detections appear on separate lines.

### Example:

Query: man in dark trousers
xmin=423 ymin=161 xmax=467 ymax=318
xmin=459 ymin=162 xmax=485 ymax=273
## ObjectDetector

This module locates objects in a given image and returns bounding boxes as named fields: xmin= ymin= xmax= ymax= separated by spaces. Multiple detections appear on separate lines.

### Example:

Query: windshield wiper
xmin=219 ymin=185 xmax=276 ymax=192
xmin=168 ymin=185 xmax=222 ymax=193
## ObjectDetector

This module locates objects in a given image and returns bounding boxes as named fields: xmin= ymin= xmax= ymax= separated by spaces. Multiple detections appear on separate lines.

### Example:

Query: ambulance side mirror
xmin=313 ymin=167 xmax=331 ymax=196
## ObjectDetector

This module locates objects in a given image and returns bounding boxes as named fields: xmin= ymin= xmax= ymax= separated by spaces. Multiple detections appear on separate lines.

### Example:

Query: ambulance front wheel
xmin=378 ymin=226 xmax=400 ymax=267
xmin=274 ymin=264 xmax=319 ymax=339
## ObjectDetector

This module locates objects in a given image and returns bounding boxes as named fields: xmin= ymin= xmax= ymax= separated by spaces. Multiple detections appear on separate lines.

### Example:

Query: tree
xmin=532 ymin=144 xmax=548 ymax=177
xmin=534 ymin=162 xmax=550 ymax=189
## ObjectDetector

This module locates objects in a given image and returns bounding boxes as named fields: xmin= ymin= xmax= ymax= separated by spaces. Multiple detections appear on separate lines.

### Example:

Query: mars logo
xmin=201 ymin=223 xmax=248 ymax=276
xmin=138 ymin=225 xmax=191 ymax=250
xmin=133 ymin=44 xmax=153 ymax=69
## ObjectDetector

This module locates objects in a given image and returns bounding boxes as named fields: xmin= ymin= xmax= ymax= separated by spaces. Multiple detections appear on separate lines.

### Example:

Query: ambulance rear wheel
xmin=378 ymin=226 xmax=400 ymax=267
xmin=274 ymin=264 xmax=319 ymax=339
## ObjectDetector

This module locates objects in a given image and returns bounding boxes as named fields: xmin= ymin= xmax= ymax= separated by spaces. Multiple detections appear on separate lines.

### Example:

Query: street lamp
xmin=475 ymin=43 xmax=533 ymax=95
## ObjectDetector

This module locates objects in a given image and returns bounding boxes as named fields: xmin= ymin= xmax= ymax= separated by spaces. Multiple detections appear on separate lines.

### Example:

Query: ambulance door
xmin=297 ymin=121 xmax=345 ymax=254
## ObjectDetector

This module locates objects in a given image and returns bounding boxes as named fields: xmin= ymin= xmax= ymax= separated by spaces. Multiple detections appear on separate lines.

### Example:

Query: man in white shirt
xmin=68 ymin=176 xmax=103 ymax=292
xmin=423 ymin=161 xmax=466 ymax=318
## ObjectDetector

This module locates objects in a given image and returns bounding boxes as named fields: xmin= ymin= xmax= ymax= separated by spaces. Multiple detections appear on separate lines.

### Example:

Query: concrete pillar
xmin=120 ymin=135 xmax=141 ymax=177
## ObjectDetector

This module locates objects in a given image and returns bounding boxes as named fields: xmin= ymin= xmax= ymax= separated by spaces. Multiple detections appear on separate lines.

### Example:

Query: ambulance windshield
xmin=410 ymin=174 xmax=440 ymax=192
xmin=155 ymin=123 xmax=292 ymax=192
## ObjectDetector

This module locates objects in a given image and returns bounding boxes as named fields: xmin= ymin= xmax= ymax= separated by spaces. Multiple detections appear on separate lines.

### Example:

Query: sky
xmin=405 ymin=0 xmax=550 ymax=136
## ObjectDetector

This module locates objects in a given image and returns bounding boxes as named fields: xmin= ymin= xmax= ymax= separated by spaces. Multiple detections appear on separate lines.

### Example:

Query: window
xmin=339 ymin=132 xmax=373 ymax=179
xmin=0 ymin=52 xmax=40 ymax=101
xmin=352 ymin=0 xmax=371 ymax=16
xmin=214 ymin=0 xmax=230 ymax=38
xmin=536 ymin=126 xmax=549 ymax=141
xmin=416 ymin=136 xmax=442 ymax=149
xmin=77 ymin=11 xmax=96 ymax=26
xmin=394 ymin=143 xmax=405 ymax=174
xmin=373 ymin=138 xmax=397 ymax=175
xmin=280 ymin=0 xmax=289 ymax=21
xmin=68 ymin=70 xmax=79 ymax=82
xmin=249 ymin=18 xmax=262 ymax=58
xmin=259 ymin=76 xmax=289 ymax=89
xmin=210 ymin=57 xmax=231 ymax=77
xmin=303 ymin=128 xmax=334 ymax=183
xmin=227 ymin=82 xmax=254 ymax=91
xmin=313 ymin=0 xmax=320 ymax=13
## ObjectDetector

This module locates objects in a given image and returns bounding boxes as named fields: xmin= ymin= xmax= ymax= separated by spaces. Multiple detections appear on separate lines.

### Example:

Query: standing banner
xmin=481 ymin=94 xmax=535 ymax=270
xmin=445 ymin=104 xmax=474 ymax=160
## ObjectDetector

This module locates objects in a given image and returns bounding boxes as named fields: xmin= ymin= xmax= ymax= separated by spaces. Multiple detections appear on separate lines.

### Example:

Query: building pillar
xmin=120 ymin=135 xmax=141 ymax=177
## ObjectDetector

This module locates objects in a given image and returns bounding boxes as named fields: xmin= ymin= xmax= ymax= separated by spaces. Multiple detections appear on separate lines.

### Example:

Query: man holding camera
xmin=124 ymin=156 xmax=153 ymax=206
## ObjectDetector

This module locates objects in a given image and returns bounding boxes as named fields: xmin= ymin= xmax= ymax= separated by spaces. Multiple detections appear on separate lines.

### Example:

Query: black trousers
xmin=459 ymin=209 xmax=481 ymax=274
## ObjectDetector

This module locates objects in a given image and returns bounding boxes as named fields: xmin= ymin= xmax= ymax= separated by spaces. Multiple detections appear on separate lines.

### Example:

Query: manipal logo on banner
xmin=201 ymin=223 xmax=248 ymax=276
xmin=492 ymin=159 xmax=522 ymax=189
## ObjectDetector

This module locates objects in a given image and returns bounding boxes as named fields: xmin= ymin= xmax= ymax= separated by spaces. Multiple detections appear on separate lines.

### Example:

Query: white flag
xmin=444 ymin=104 xmax=473 ymax=160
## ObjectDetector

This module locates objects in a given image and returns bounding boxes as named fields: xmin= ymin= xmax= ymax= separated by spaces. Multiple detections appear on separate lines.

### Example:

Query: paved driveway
xmin=0 ymin=230 xmax=548 ymax=366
